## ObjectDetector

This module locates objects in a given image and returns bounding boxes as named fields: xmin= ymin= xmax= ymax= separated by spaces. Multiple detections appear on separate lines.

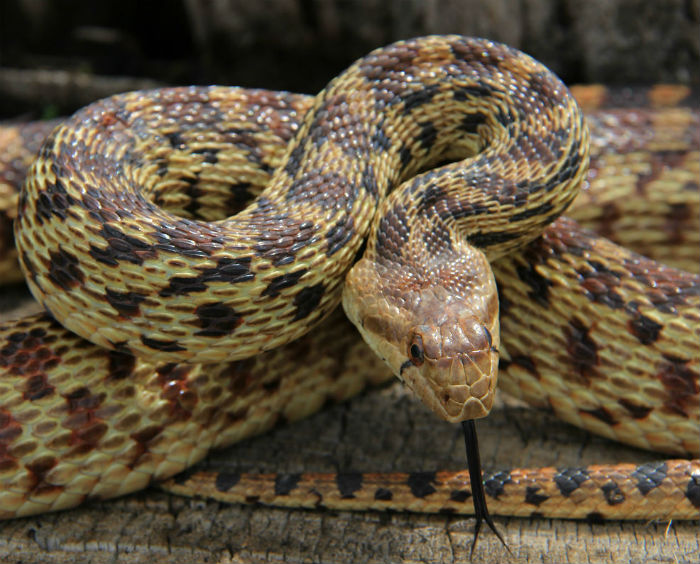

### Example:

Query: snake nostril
xmin=483 ymin=325 xmax=492 ymax=348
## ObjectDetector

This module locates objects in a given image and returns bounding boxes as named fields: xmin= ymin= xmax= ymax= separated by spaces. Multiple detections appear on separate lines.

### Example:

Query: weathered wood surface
xmin=0 ymin=287 xmax=697 ymax=564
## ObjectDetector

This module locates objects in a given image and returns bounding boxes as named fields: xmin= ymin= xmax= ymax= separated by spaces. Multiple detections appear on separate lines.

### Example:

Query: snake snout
xmin=403 ymin=314 xmax=499 ymax=423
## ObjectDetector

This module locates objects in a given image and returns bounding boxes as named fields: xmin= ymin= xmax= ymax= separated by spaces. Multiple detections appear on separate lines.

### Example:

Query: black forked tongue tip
xmin=461 ymin=419 xmax=511 ymax=558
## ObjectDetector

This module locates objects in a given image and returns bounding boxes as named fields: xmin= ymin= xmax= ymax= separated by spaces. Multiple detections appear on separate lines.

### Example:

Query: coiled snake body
xmin=0 ymin=36 xmax=698 ymax=522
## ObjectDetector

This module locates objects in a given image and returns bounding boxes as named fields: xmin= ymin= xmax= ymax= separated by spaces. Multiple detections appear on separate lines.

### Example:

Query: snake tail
xmin=162 ymin=459 xmax=700 ymax=520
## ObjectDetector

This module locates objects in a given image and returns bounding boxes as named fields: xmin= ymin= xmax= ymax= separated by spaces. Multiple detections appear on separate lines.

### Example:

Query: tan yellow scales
xmin=0 ymin=36 xmax=697 ymax=535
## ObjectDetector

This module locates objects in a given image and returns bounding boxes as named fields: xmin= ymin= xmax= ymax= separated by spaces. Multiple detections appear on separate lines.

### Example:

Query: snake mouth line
xmin=398 ymin=350 xmax=498 ymax=422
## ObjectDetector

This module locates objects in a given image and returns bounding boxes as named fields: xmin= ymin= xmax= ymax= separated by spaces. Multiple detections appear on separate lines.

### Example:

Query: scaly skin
xmin=0 ymin=44 xmax=697 ymax=519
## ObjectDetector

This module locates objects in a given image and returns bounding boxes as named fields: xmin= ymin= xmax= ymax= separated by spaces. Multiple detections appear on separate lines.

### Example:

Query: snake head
xmin=343 ymin=242 xmax=500 ymax=423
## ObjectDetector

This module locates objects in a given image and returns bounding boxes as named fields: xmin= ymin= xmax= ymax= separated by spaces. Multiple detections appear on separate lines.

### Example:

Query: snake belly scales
xmin=0 ymin=36 xmax=697 ymax=522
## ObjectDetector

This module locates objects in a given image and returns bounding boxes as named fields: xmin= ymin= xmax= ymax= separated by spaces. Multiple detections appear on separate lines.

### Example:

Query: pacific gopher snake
xmin=0 ymin=36 xmax=698 ymax=530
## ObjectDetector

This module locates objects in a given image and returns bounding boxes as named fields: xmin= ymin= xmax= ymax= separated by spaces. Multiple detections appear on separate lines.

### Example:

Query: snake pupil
xmin=409 ymin=339 xmax=424 ymax=366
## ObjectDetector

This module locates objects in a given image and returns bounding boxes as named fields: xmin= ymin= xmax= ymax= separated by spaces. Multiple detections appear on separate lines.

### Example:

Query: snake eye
xmin=409 ymin=334 xmax=425 ymax=366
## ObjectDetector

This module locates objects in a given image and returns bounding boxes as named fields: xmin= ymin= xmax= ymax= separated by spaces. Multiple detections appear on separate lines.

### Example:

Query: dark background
xmin=1 ymin=0 xmax=698 ymax=119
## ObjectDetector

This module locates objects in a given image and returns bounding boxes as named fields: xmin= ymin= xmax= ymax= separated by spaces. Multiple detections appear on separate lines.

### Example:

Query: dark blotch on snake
xmin=468 ymin=230 xmax=519 ymax=248
xmin=194 ymin=302 xmax=242 ymax=337
xmin=160 ymin=257 xmax=254 ymax=297
xmin=515 ymin=263 xmax=551 ymax=306
xmin=601 ymin=481 xmax=625 ymax=505
xmin=171 ymin=466 xmax=198 ymax=485
xmin=370 ymin=125 xmax=392 ymax=152
xmin=20 ymin=251 xmax=38 ymax=283
xmin=632 ymin=462 xmax=668 ymax=495
xmin=23 ymin=374 xmax=55 ymax=401
xmin=588 ymin=259 xmax=621 ymax=279
xmin=47 ymin=248 xmax=84 ymax=291
xmin=64 ymin=386 xmax=103 ymax=412
xmin=106 ymin=350 xmax=136 ymax=381
xmin=686 ymin=474 xmax=700 ymax=508
xmin=26 ymin=457 xmax=59 ymax=490
xmin=274 ymin=473 xmax=301 ymax=495
xmin=191 ymin=147 xmax=219 ymax=164
xmin=215 ymin=472 xmax=241 ymax=492
xmin=460 ymin=111 xmax=488 ymax=133
xmin=628 ymin=314 xmax=663 ymax=344
xmin=506 ymin=355 xmax=538 ymax=376
xmin=449 ymin=490 xmax=471 ymax=502
xmin=422 ymin=221 xmax=453 ymax=256
xmin=131 ymin=425 xmax=164 ymax=447
xmin=336 ymin=472 xmax=363 ymax=498
xmin=618 ymin=398 xmax=652 ymax=419
xmin=29 ymin=327 xmax=48 ymax=339
xmin=254 ymin=220 xmax=316 ymax=267
xmin=283 ymin=144 xmax=306 ymax=179
xmin=262 ymin=379 xmax=280 ymax=392
xmin=325 ymin=215 xmax=355 ymax=256
xmin=407 ymin=472 xmax=437 ymax=498
xmin=165 ymin=131 xmax=185 ymax=149
xmin=307 ymin=93 xmax=349 ymax=147
xmin=225 ymin=182 xmax=255 ymax=214
xmin=657 ymin=355 xmax=697 ymax=418
xmin=376 ymin=204 xmax=410 ymax=257
xmin=554 ymin=467 xmax=590 ymax=497
xmin=89 ymin=225 xmax=156 ymax=267
xmin=452 ymin=83 xmax=495 ymax=101
xmin=578 ymin=261 xmax=626 ymax=310
xmin=494 ymin=106 xmax=515 ymax=128
xmin=361 ymin=164 xmax=379 ymax=199
xmin=419 ymin=183 xmax=446 ymax=211
xmin=509 ymin=202 xmax=554 ymax=222
xmin=140 ymin=336 xmax=186 ymax=353
xmin=524 ymin=487 xmax=549 ymax=506
xmin=292 ymin=283 xmax=326 ymax=321
xmin=262 ymin=270 xmax=308 ymax=298
xmin=175 ymin=176 xmax=207 ymax=219
xmin=484 ymin=470 xmax=512 ymax=498
xmin=374 ymin=488 xmax=393 ymax=501
xmin=105 ymin=288 xmax=146 ymax=318
xmin=402 ymin=84 xmax=440 ymax=114
xmin=581 ymin=407 xmax=617 ymax=426
xmin=35 ymin=180 xmax=75 ymax=223
xmin=160 ymin=276 xmax=207 ymax=298
xmin=565 ymin=320 xmax=599 ymax=380
xmin=417 ymin=121 xmax=438 ymax=151
xmin=399 ymin=145 xmax=412 ymax=170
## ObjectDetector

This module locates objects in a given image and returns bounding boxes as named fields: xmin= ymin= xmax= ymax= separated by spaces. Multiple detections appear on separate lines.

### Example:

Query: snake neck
xmin=343 ymin=218 xmax=500 ymax=422
xmin=341 ymin=37 xmax=589 ymax=423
